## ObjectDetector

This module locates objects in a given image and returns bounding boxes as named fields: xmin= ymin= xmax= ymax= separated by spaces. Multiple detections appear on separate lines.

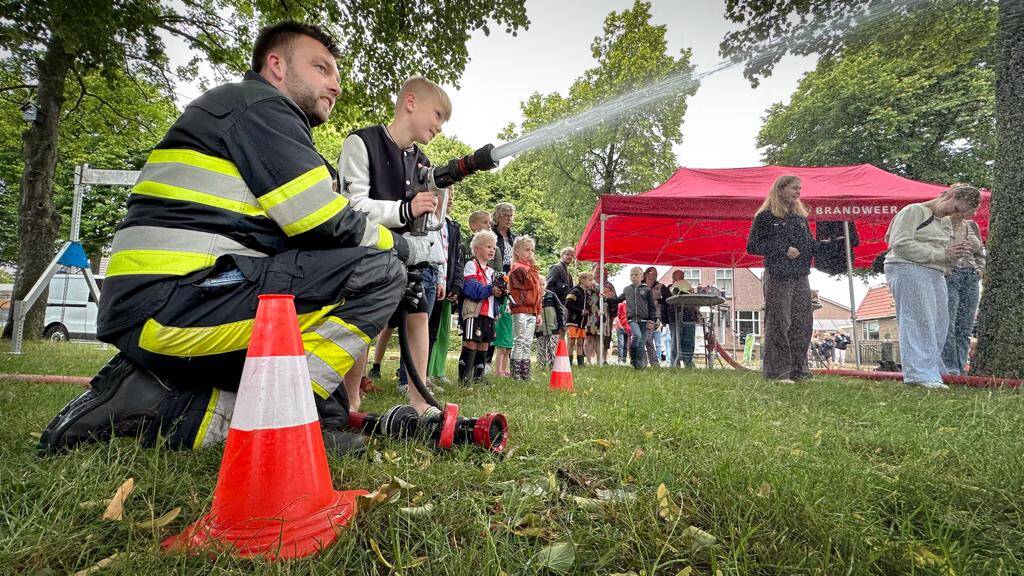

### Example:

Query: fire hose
xmin=345 ymin=145 xmax=509 ymax=453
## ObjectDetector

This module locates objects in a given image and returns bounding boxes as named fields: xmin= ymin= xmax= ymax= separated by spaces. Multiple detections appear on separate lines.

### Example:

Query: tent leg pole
xmin=598 ymin=214 xmax=607 ymax=366
xmin=843 ymin=221 xmax=861 ymax=370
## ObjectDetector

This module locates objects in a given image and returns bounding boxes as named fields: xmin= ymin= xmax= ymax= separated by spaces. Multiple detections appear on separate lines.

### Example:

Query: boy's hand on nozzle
xmin=491 ymin=285 xmax=505 ymax=297
xmin=408 ymin=190 xmax=438 ymax=218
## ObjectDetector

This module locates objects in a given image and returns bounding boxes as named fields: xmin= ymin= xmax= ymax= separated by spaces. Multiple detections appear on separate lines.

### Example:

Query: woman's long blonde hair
xmin=756 ymin=175 xmax=808 ymax=218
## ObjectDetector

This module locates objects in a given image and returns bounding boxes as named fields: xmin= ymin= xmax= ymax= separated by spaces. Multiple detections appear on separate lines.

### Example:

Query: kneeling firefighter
xmin=38 ymin=22 xmax=436 ymax=457
xmin=39 ymin=21 xmax=507 ymax=458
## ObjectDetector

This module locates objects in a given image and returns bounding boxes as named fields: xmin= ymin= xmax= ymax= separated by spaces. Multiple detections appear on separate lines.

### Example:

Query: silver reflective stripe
xmin=263 ymin=178 xmax=337 ymax=229
xmin=314 ymin=317 xmax=371 ymax=360
xmin=303 ymin=317 xmax=371 ymax=395
xmin=198 ymin=389 xmax=236 ymax=448
xmin=111 ymin=226 xmax=269 ymax=259
xmin=139 ymin=162 xmax=260 ymax=209
xmin=306 ymin=352 xmax=343 ymax=395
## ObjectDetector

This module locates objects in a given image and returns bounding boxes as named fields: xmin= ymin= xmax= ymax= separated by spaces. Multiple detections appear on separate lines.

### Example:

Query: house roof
xmin=855 ymin=285 xmax=896 ymax=319
xmin=819 ymin=296 xmax=851 ymax=313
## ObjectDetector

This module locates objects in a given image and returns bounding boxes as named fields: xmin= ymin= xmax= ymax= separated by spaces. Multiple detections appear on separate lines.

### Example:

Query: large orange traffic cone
xmin=163 ymin=294 xmax=366 ymax=560
xmin=549 ymin=337 xmax=575 ymax=391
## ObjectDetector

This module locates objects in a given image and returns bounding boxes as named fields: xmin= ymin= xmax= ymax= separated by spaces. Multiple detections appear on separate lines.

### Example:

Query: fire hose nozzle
xmin=409 ymin=144 xmax=499 ymax=235
xmin=346 ymin=403 xmax=508 ymax=453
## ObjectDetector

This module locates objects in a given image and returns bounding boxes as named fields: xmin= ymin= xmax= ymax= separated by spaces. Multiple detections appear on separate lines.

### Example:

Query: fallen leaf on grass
xmin=536 ymin=542 xmax=575 ymax=574
xmin=482 ymin=462 xmax=496 ymax=480
xmin=78 ymin=499 xmax=112 ymax=509
xmin=398 ymin=502 xmax=435 ymax=517
xmin=596 ymin=487 xmax=637 ymax=503
xmin=681 ymin=525 xmax=718 ymax=554
xmin=72 ymin=552 xmax=119 ymax=576
xmin=911 ymin=545 xmax=957 ymax=576
xmin=134 ymin=506 xmax=181 ymax=529
xmin=755 ymin=483 xmax=773 ymax=498
xmin=592 ymin=438 xmax=614 ymax=450
xmin=369 ymin=538 xmax=393 ymax=569
xmin=29 ymin=432 xmax=41 ymax=439
xmin=101 ymin=478 xmax=135 ymax=521
xmin=676 ymin=568 xmax=694 ymax=576
xmin=407 ymin=556 xmax=429 ymax=568
xmin=656 ymin=483 xmax=680 ymax=521
xmin=358 ymin=476 xmax=415 ymax=512
xmin=569 ymin=496 xmax=604 ymax=510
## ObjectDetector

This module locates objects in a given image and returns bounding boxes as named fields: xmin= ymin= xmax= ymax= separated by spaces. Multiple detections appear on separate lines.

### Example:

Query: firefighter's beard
xmin=283 ymin=74 xmax=330 ymax=128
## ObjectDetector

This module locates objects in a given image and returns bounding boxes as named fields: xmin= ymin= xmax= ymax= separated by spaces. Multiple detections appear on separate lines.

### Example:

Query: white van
xmin=43 ymin=273 xmax=103 ymax=341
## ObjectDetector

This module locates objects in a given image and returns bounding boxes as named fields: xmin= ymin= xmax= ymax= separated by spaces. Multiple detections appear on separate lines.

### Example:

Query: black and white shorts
xmin=462 ymin=315 xmax=495 ymax=344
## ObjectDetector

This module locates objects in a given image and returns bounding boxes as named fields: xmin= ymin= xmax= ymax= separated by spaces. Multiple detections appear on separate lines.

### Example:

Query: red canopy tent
xmin=576 ymin=164 xmax=991 ymax=267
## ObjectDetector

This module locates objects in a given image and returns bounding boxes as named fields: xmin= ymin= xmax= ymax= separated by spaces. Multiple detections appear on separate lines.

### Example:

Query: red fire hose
xmin=1 ymin=374 xmax=92 ymax=386
xmin=816 ymin=368 xmax=1023 ymax=389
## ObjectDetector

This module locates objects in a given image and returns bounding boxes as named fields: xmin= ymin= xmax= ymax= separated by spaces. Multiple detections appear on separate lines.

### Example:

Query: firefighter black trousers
xmin=107 ymin=246 xmax=405 ymax=447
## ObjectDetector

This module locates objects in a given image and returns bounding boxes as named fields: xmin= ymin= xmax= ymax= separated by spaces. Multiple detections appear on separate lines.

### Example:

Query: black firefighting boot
xmin=38 ymin=354 xmax=173 ymax=455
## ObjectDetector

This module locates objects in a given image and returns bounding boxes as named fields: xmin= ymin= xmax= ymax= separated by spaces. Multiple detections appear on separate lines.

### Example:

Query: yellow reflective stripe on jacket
xmin=259 ymin=166 xmax=331 ymax=209
xmin=309 ymin=379 xmax=330 ymax=399
xmin=302 ymin=315 xmax=371 ymax=396
xmin=138 ymin=303 xmax=340 ymax=357
xmin=133 ymin=180 xmax=266 ymax=218
xmin=148 ymin=148 xmax=241 ymax=179
xmin=376 ymin=225 xmax=394 ymax=251
xmin=257 ymin=166 xmax=348 ymax=237
xmin=192 ymin=388 xmax=220 ymax=450
xmin=281 ymin=195 xmax=348 ymax=237
xmin=106 ymin=250 xmax=217 ymax=277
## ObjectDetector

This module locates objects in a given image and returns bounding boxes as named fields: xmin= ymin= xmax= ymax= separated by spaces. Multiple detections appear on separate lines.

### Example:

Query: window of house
xmin=715 ymin=269 xmax=732 ymax=296
xmin=735 ymin=310 xmax=760 ymax=341
xmin=682 ymin=269 xmax=701 ymax=284
xmin=862 ymin=320 xmax=880 ymax=340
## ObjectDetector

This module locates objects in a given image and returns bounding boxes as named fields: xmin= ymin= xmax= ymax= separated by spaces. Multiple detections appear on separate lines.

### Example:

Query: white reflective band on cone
xmin=553 ymin=356 xmax=571 ymax=373
xmin=230 ymin=356 xmax=318 ymax=431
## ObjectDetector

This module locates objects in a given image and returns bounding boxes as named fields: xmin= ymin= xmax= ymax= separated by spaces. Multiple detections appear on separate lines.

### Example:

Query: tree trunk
xmin=973 ymin=0 xmax=1023 ymax=377
xmin=1 ymin=38 xmax=68 ymax=340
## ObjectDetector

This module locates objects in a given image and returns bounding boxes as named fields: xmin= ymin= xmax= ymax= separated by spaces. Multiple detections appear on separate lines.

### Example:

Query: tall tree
xmin=0 ymin=0 xmax=529 ymax=339
xmin=502 ymin=1 xmax=698 ymax=248
xmin=723 ymin=0 xmax=1021 ymax=377
xmin=973 ymin=0 xmax=1023 ymax=377
xmin=757 ymin=4 xmax=996 ymax=187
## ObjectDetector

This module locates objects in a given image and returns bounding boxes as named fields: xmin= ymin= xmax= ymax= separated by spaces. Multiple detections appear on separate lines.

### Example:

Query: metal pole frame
xmin=9 ymin=164 xmax=139 ymax=354
xmin=843 ymin=221 xmax=862 ymax=369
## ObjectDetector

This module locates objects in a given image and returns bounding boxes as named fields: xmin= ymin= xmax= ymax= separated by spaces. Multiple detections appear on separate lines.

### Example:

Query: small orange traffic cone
xmin=549 ymin=337 xmax=575 ymax=391
xmin=163 ymin=294 xmax=366 ymax=560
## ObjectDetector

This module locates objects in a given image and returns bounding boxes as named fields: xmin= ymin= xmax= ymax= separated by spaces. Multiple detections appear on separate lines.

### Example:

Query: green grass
xmin=1 ymin=341 xmax=1023 ymax=574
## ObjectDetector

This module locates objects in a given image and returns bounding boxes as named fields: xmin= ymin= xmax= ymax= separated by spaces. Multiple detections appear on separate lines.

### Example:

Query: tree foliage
xmin=757 ymin=3 xmax=997 ymax=187
xmin=0 ymin=0 xmax=528 ymax=338
xmin=0 ymin=69 xmax=177 ymax=265
xmin=502 ymin=1 xmax=697 ymax=249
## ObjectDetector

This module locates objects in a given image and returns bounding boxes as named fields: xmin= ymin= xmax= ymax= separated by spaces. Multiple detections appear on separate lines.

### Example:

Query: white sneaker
xmin=920 ymin=380 xmax=949 ymax=389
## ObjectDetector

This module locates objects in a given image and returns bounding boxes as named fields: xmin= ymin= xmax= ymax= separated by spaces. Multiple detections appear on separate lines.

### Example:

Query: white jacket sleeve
xmin=338 ymin=134 xmax=406 ymax=228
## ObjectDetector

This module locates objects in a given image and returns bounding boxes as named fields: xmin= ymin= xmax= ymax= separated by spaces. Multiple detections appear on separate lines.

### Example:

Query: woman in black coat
xmin=746 ymin=175 xmax=834 ymax=382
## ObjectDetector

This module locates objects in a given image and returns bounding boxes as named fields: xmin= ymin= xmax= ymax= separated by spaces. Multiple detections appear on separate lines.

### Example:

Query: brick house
xmin=657 ymin=267 xmax=851 ymax=351
xmin=854 ymin=285 xmax=897 ymax=342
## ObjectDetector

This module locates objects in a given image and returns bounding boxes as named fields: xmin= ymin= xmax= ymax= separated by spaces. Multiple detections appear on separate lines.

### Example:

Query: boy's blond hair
xmin=469 ymin=210 xmax=491 ymax=227
xmin=578 ymin=271 xmax=595 ymax=283
xmin=395 ymin=76 xmax=452 ymax=121
xmin=470 ymin=229 xmax=497 ymax=252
